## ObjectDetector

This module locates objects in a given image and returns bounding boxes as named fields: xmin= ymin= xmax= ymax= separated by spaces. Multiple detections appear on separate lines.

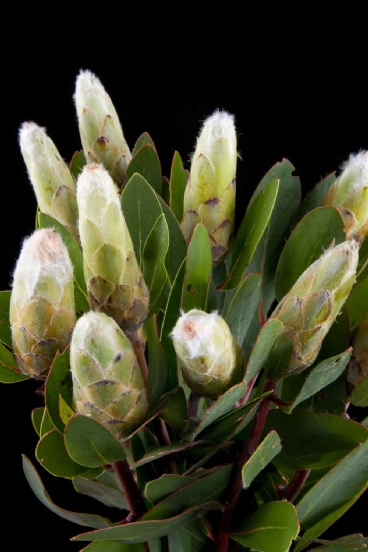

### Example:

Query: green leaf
xmin=281 ymin=349 xmax=352 ymax=413
xmin=348 ymin=376 xmax=368 ymax=407
xmin=181 ymin=224 xmax=212 ymax=312
xmin=170 ymin=151 xmax=188 ymax=223
xmin=64 ymin=415 xmax=126 ymax=468
xmin=346 ymin=276 xmax=368 ymax=329
xmin=265 ymin=336 xmax=294 ymax=381
xmin=59 ymin=393 xmax=75 ymax=424
xmin=145 ymin=475 xmax=195 ymax=503
xmin=32 ymin=407 xmax=44 ymax=437
xmin=142 ymin=465 xmax=231 ymax=521
xmin=245 ymin=319 xmax=285 ymax=383
xmin=69 ymin=150 xmax=87 ymax=180
xmin=36 ymin=429 xmax=89 ymax=478
xmin=230 ymin=501 xmax=299 ymax=552
xmin=146 ymin=315 xmax=168 ymax=406
xmin=45 ymin=349 xmax=73 ymax=433
xmin=81 ymin=542 xmax=145 ymax=552
xmin=246 ymin=159 xmax=302 ymax=313
xmin=73 ymin=477 xmax=128 ymax=509
xmin=121 ymin=173 xmax=163 ymax=265
xmin=225 ymin=273 xmax=261 ymax=346
xmin=160 ymin=259 xmax=186 ymax=390
xmin=143 ymin=214 xmax=169 ymax=316
xmin=296 ymin=440 xmax=368 ymax=540
xmin=222 ymin=179 xmax=279 ymax=290
xmin=157 ymin=196 xmax=187 ymax=287
xmin=40 ymin=408 xmax=55 ymax=436
xmin=167 ymin=528 xmax=191 ymax=551
xmin=242 ymin=430 xmax=282 ymax=488
xmin=265 ymin=409 xmax=368 ymax=469
xmin=310 ymin=534 xmax=368 ymax=552
xmin=297 ymin=172 xmax=336 ymax=219
xmin=356 ymin=236 xmax=368 ymax=285
xmin=0 ymin=342 xmax=28 ymax=382
xmin=275 ymin=207 xmax=345 ymax=301
xmin=38 ymin=213 xmax=89 ymax=312
xmin=22 ymin=455 xmax=111 ymax=529
xmin=0 ymin=290 xmax=12 ymax=348
xmin=161 ymin=177 xmax=170 ymax=204
xmin=132 ymin=441 xmax=205 ymax=468
xmin=318 ymin=305 xmax=351 ymax=359
xmin=127 ymin=144 xmax=162 ymax=195
xmin=132 ymin=132 xmax=156 ymax=155
xmin=73 ymin=502 xmax=222 ymax=543
xmin=191 ymin=382 xmax=247 ymax=439
xmin=159 ymin=386 xmax=187 ymax=436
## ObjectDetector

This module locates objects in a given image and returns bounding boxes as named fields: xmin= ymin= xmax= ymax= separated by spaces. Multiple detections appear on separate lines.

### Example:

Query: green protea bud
xmin=347 ymin=317 xmax=368 ymax=387
xmin=171 ymin=309 xmax=244 ymax=398
xmin=74 ymin=70 xmax=132 ymax=188
xmin=10 ymin=229 xmax=76 ymax=378
xmin=77 ymin=163 xmax=149 ymax=334
xmin=322 ymin=151 xmax=368 ymax=240
xmin=19 ymin=122 xmax=79 ymax=240
xmin=181 ymin=111 xmax=237 ymax=265
xmin=270 ymin=240 xmax=359 ymax=375
xmin=70 ymin=311 xmax=149 ymax=437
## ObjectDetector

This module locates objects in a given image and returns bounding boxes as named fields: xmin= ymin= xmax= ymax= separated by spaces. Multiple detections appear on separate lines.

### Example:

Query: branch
xmin=282 ymin=469 xmax=311 ymax=502
xmin=112 ymin=460 xmax=145 ymax=522
xmin=130 ymin=330 xmax=148 ymax=380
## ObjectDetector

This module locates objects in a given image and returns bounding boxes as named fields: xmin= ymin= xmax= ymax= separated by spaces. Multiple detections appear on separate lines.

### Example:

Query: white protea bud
xmin=171 ymin=309 xmax=243 ymax=398
xmin=10 ymin=229 xmax=76 ymax=377
xmin=75 ymin=70 xmax=131 ymax=187
xmin=19 ymin=123 xmax=79 ymax=240
xmin=181 ymin=110 xmax=237 ymax=265
xmin=322 ymin=151 xmax=368 ymax=240
xmin=77 ymin=163 xmax=149 ymax=334
xmin=71 ymin=311 xmax=149 ymax=437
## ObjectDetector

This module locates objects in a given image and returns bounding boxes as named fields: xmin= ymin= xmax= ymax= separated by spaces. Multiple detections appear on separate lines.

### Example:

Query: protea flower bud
xmin=347 ymin=317 xmax=368 ymax=387
xmin=70 ymin=311 xmax=149 ymax=437
xmin=10 ymin=229 xmax=76 ymax=378
xmin=181 ymin=111 xmax=237 ymax=265
xmin=171 ymin=309 xmax=244 ymax=398
xmin=74 ymin=70 xmax=132 ymax=188
xmin=270 ymin=240 xmax=359 ymax=375
xmin=19 ymin=123 xmax=79 ymax=240
xmin=322 ymin=151 xmax=368 ymax=240
xmin=77 ymin=163 xmax=149 ymax=334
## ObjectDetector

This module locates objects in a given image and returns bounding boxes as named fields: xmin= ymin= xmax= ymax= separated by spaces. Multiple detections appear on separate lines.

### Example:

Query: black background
xmin=1 ymin=5 xmax=368 ymax=551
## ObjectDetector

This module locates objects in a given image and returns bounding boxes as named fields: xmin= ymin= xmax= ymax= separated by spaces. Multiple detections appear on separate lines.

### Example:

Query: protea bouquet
xmin=1 ymin=69 xmax=368 ymax=552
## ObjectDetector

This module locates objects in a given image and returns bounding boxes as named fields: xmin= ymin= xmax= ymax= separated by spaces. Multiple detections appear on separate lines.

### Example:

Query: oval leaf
xmin=45 ymin=349 xmax=73 ymax=433
xmin=146 ymin=315 xmax=168 ymax=406
xmin=230 ymin=501 xmax=299 ymax=552
xmin=65 ymin=415 xmax=126 ymax=468
xmin=143 ymin=214 xmax=169 ymax=316
xmin=242 ymin=430 xmax=282 ymax=488
xmin=346 ymin=276 xmax=368 ymax=329
xmin=275 ymin=207 xmax=346 ymax=301
xmin=169 ymin=151 xmax=188 ymax=222
xmin=73 ymin=477 xmax=128 ymax=509
xmin=245 ymin=319 xmax=285 ymax=383
xmin=297 ymin=172 xmax=336 ymax=219
xmin=225 ymin=273 xmax=261 ymax=346
xmin=22 ymin=455 xmax=111 ymax=529
xmin=127 ymin=144 xmax=162 ymax=195
xmin=132 ymin=132 xmax=156 ymax=155
xmin=157 ymin=195 xmax=187 ymax=287
xmin=145 ymin=474 xmax=195 ymax=504
xmin=181 ymin=223 xmax=212 ymax=312
xmin=0 ymin=342 xmax=28 ymax=383
xmin=36 ymin=429 xmax=89 ymax=478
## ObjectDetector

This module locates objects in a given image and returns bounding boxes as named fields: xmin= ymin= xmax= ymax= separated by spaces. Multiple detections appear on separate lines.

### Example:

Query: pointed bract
xmin=10 ymin=229 xmax=76 ymax=377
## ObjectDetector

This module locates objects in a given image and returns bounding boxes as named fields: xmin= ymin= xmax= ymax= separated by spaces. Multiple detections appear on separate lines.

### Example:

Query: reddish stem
xmin=130 ymin=330 xmax=148 ymax=380
xmin=259 ymin=297 xmax=266 ymax=327
xmin=159 ymin=418 xmax=178 ymax=474
xmin=112 ymin=460 xmax=144 ymax=521
xmin=282 ymin=469 xmax=311 ymax=502
xmin=236 ymin=375 xmax=257 ymax=407
xmin=217 ymin=379 xmax=277 ymax=551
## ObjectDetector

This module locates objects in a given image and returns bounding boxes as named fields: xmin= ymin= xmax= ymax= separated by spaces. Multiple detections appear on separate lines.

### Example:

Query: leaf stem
xmin=217 ymin=379 xmax=277 ymax=551
xmin=112 ymin=460 xmax=145 ymax=522
xmin=130 ymin=330 xmax=148 ymax=380
xmin=282 ymin=469 xmax=311 ymax=502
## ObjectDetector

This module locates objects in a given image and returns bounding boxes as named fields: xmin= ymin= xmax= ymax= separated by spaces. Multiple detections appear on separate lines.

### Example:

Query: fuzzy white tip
xmin=19 ymin=122 xmax=48 ymax=159
xmin=171 ymin=309 xmax=219 ymax=358
xmin=74 ymin=69 xmax=107 ymax=114
xmin=77 ymin=163 xmax=120 ymax=211
xmin=72 ymin=311 xmax=117 ymax=344
xmin=340 ymin=150 xmax=368 ymax=184
xmin=12 ymin=229 xmax=73 ymax=302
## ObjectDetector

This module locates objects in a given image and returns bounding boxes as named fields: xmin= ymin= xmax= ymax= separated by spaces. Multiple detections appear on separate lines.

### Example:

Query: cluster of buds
xmin=75 ymin=70 xmax=132 ymax=188
xmin=77 ymin=163 xmax=149 ymax=335
xmin=70 ymin=311 xmax=149 ymax=437
xmin=10 ymin=229 xmax=76 ymax=377
xmin=181 ymin=111 xmax=237 ymax=265
xmin=171 ymin=309 xmax=244 ymax=398
xmin=270 ymin=240 xmax=359 ymax=375
xmin=322 ymin=151 xmax=368 ymax=240
xmin=19 ymin=123 xmax=79 ymax=240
